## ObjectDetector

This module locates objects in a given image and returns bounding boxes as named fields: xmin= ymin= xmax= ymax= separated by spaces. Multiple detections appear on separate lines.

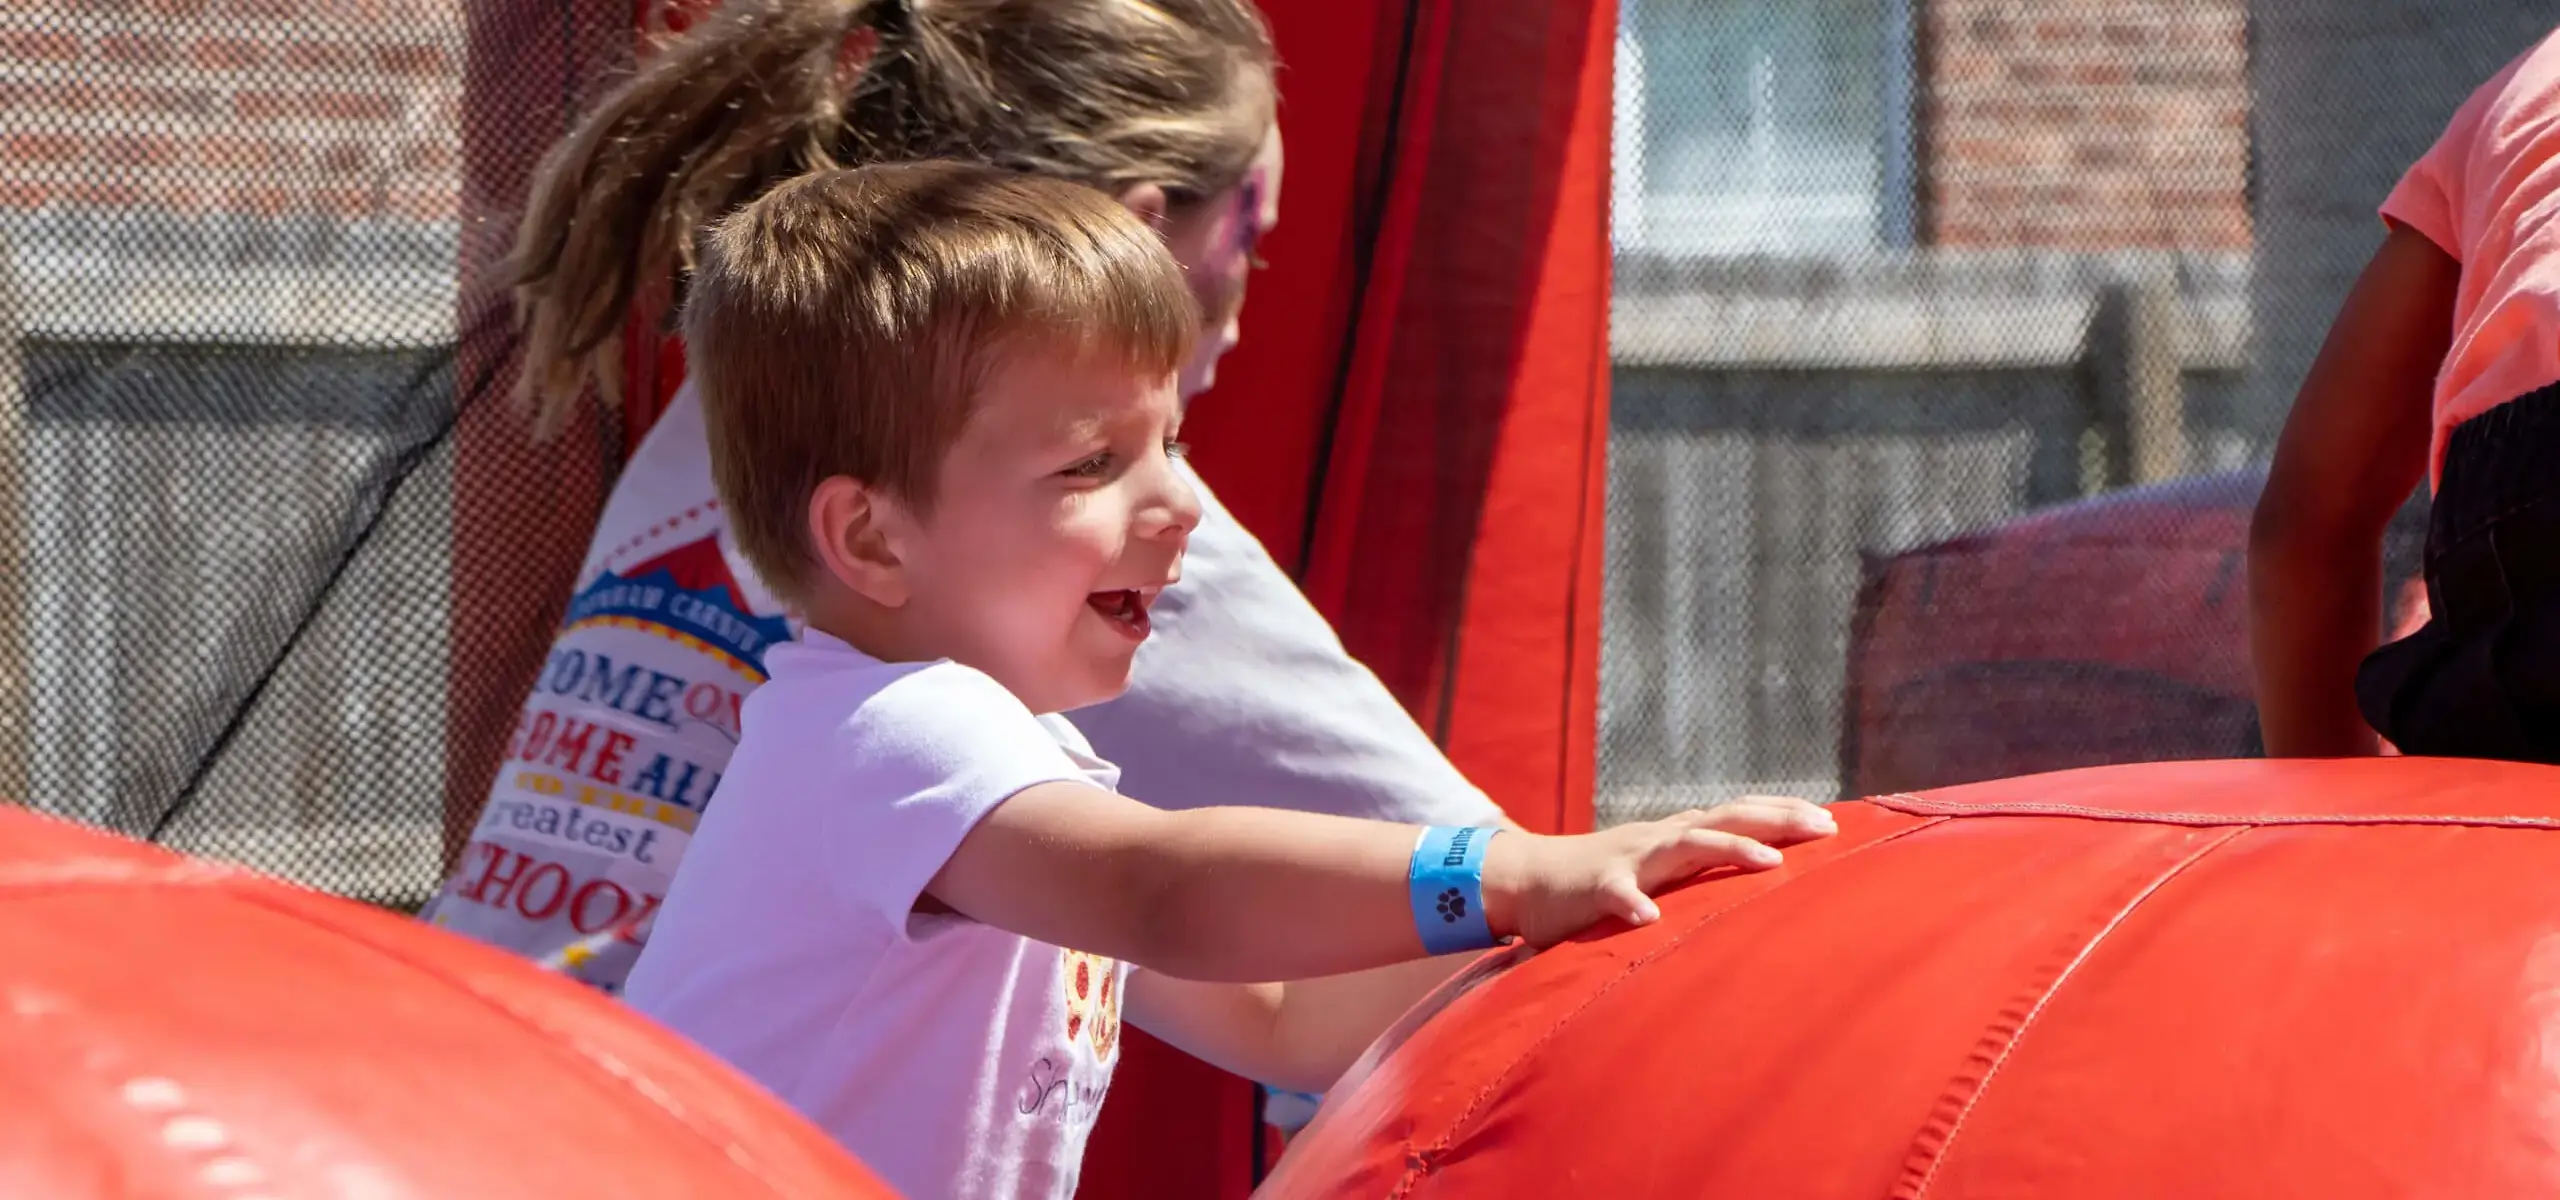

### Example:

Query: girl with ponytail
xmin=437 ymin=1 xmax=1546 ymax=1094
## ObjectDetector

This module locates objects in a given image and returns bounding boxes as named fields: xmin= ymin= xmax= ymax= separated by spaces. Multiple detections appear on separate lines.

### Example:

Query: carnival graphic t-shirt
xmin=623 ymin=635 xmax=1129 ymax=1200
xmin=420 ymin=389 xmax=789 ymax=987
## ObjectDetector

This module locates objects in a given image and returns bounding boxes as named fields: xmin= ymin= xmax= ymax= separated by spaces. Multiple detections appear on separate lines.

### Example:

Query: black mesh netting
xmin=1596 ymin=3 xmax=2554 ymax=822
xmin=0 ymin=0 xmax=627 ymax=907
xmin=0 ymin=3 xmax=2551 ymax=904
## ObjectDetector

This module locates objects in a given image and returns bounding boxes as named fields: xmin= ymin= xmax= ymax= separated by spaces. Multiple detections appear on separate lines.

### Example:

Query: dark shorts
xmin=2357 ymin=379 xmax=2560 ymax=762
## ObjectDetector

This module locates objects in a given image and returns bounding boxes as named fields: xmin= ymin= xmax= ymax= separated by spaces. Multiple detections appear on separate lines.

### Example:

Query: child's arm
xmin=2250 ymin=223 xmax=2457 ymax=757
xmin=925 ymin=784 xmax=1833 ymax=984
xmin=1124 ymin=796 xmax=1833 ymax=1092
xmin=1117 ymin=968 xmax=1434 ymax=1095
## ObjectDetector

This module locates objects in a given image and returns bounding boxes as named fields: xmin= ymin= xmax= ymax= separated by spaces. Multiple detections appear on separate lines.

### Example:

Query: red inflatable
xmin=0 ymin=807 xmax=891 ymax=1198
xmin=1267 ymin=758 xmax=2560 ymax=1198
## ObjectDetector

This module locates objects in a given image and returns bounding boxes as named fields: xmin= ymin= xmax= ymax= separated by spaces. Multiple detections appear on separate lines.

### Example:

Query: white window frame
xmin=1614 ymin=0 xmax=1917 ymax=257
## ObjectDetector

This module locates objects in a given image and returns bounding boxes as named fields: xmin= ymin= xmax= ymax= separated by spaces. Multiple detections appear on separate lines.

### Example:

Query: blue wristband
xmin=1409 ymin=826 xmax=1500 ymax=955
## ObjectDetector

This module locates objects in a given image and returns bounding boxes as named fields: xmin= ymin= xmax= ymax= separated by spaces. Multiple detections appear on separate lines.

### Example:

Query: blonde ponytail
xmin=506 ymin=0 xmax=1277 ymax=438
xmin=504 ymin=0 xmax=882 ymax=436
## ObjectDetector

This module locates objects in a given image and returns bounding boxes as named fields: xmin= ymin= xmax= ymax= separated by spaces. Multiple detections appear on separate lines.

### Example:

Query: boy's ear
xmin=1117 ymin=183 xmax=1170 ymax=232
xmin=809 ymin=475 xmax=910 ymax=607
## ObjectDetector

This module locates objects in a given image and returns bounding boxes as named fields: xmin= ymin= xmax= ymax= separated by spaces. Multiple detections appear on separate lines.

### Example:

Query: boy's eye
xmin=1061 ymin=452 xmax=1113 ymax=479
xmin=1165 ymin=439 xmax=1191 ymax=461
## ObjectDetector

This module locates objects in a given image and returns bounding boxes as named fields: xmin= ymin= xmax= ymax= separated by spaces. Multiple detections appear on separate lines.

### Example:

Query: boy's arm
xmin=924 ymin=785 xmax=1832 ymax=985
xmin=1100 ymin=797 xmax=1835 ymax=1092
xmin=2250 ymin=223 xmax=2456 ymax=757
xmin=1120 ymin=960 xmax=1465 ymax=1095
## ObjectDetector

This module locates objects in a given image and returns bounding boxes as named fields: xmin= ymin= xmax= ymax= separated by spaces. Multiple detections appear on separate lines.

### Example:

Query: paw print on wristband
xmin=1435 ymin=887 xmax=1467 ymax=923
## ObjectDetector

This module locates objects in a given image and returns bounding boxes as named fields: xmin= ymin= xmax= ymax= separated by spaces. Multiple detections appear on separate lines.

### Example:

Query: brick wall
xmin=1926 ymin=0 xmax=2251 ymax=251
xmin=0 ymin=0 xmax=462 ymax=223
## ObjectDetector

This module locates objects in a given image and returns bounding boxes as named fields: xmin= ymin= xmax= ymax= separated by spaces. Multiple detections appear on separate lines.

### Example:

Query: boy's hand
xmin=1481 ymin=795 xmax=1835 ymax=948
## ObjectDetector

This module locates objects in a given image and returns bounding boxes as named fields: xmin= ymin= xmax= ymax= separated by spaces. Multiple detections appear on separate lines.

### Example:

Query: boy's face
xmin=893 ymin=346 xmax=1199 ymax=714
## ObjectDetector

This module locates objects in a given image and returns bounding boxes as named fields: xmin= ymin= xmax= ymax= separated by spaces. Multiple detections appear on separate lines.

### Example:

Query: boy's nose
xmin=1141 ymin=462 xmax=1203 ymax=541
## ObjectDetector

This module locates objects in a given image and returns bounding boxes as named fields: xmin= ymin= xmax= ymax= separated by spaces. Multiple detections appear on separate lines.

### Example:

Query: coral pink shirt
xmin=2380 ymin=28 xmax=2560 ymax=487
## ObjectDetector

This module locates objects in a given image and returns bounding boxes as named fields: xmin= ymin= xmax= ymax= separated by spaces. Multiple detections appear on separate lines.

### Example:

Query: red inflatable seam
xmin=0 ymin=858 xmax=258 ymax=895
xmin=1871 ymin=793 xmax=2560 ymax=830
xmin=1891 ymin=824 xmax=2250 ymax=1199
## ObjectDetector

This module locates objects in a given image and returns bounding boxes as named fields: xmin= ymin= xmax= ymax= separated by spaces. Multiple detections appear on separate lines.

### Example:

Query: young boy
xmin=620 ymin=161 xmax=1833 ymax=1198
xmin=2252 ymin=27 xmax=2560 ymax=761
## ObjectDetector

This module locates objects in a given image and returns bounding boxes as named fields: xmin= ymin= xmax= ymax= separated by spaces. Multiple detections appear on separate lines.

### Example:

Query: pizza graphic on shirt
xmin=1090 ymin=963 xmax=1122 ymax=1062
xmin=1060 ymin=949 xmax=1124 ymax=1064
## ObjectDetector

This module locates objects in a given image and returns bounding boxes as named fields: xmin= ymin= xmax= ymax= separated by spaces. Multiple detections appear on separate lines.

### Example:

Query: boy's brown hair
xmin=508 ymin=0 xmax=1275 ymax=437
xmin=685 ymin=161 xmax=1197 ymax=607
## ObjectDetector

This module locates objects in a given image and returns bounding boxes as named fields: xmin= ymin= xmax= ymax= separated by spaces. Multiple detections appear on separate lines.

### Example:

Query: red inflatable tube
xmin=1267 ymin=757 xmax=2560 ymax=1199
xmin=0 ymin=807 xmax=892 ymax=1198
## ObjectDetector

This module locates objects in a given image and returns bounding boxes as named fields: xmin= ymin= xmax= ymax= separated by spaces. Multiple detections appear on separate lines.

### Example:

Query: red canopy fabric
xmin=1188 ymin=0 xmax=1612 ymax=839
xmin=1084 ymin=0 xmax=1617 ymax=1191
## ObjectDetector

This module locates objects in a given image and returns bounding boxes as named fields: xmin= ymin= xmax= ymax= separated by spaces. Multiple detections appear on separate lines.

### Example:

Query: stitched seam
xmin=1898 ymin=825 xmax=2250 ymax=1199
xmin=1388 ymin=816 xmax=1950 ymax=1195
xmin=1871 ymin=793 xmax=2560 ymax=830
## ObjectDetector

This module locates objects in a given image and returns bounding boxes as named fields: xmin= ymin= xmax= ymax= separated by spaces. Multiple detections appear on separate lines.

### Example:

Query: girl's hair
xmin=505 ymin=0 xmax=1277 ymax=436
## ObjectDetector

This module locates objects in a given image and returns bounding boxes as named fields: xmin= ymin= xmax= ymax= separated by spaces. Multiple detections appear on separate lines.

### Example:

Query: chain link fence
xmin=0 ymin=2 xmax=2550 ymax=895
xmin=1596 ymin=2 xmax=2552 ymax=823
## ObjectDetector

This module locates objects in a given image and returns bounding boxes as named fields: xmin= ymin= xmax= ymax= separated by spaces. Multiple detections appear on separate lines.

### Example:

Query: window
xmin=1615 ymin=0 xmax=1914 ymax=256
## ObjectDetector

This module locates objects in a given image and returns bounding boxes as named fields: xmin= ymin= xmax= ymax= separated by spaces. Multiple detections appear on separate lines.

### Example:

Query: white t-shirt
xmin=625 ymin=633 xmax=1129 ymax=1200
xmin=421 ymin=380 xmax=1500 ymax=991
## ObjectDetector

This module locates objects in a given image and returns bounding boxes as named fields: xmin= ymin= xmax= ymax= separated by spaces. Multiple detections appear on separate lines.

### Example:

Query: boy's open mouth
xmin=1087 ymin=588 xmax=1153 ymax=640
